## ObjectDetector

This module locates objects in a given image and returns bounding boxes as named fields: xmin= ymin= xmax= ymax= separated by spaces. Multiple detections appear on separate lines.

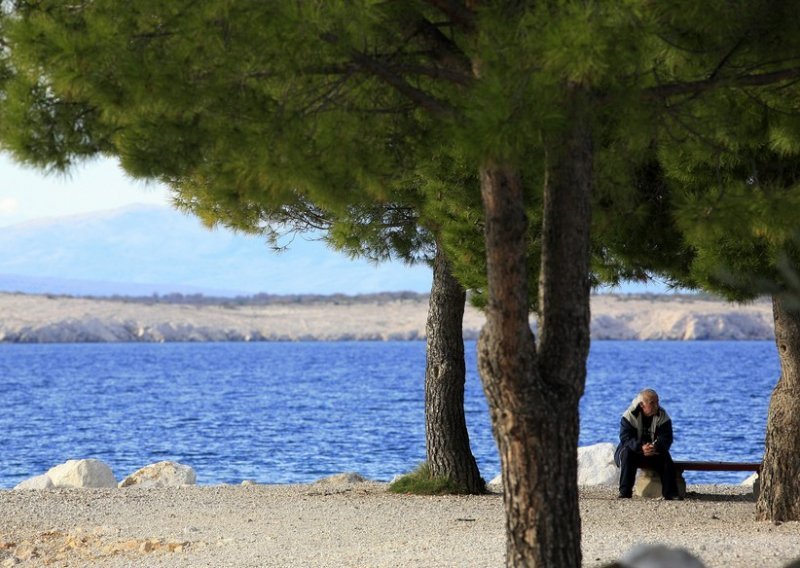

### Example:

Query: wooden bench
xmin=636 ymin=461 xmax=761 ymax=498
xmin=673 ymin=461 xmax=761 ymax=475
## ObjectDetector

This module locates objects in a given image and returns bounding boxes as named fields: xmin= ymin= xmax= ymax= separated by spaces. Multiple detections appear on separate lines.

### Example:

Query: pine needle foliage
xmin=6 ymin=0 xmax=800 ymax=554
xmin=5 ymin=1 xmax=800 ymax=300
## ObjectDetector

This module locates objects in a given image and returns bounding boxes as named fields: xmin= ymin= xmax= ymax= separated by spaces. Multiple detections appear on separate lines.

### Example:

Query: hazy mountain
xmin=0 ymin=205 xmax=432 ymax=297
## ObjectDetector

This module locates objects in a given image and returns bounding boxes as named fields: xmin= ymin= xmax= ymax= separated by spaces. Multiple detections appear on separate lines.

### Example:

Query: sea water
xmin=0 ymin=340 xmax=778 ymax=488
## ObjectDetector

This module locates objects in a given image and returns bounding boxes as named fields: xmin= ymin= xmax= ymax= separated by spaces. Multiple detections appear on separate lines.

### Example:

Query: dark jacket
xmin=614 ymin=399 xmax=674 ymax=467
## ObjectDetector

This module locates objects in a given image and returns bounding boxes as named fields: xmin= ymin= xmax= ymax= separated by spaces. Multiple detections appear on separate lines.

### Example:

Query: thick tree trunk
xmin=756 ymin=295 xmax=800 ymax=521
xmin=424 ymin=242 xmax=484 ymax=493
xmin=477 ymin=96 xmax=592 ymax=567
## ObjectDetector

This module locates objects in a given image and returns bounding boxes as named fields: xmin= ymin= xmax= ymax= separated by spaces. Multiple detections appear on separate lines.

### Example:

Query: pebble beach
xmin=1 ymin=482 xmax=798 ymax=567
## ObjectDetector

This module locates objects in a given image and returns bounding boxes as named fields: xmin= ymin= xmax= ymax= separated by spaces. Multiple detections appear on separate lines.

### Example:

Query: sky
xmin=0 ymin=155 xmax=171 ymax=227
xmin=0 ymin=154 xmax=438 ymax=295
xmin=0 ymin=153 xmax=673 ymax=294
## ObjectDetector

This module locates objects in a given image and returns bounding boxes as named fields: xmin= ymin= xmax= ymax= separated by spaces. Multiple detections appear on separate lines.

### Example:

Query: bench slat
xmin=673 ymin=461 xmax=760 ymax=472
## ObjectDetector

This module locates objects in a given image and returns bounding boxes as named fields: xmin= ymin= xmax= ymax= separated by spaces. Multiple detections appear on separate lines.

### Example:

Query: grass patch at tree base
xmin=388 ymin=463 xmax=483 ymax=495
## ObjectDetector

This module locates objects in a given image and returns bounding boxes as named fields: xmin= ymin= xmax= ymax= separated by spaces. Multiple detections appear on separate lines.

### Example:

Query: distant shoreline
xmin=1 ymin=289 xmax=744 ymax=305
xmin=0 ymin=292 xmax=775 ymax=343
xmin=24 ymin=289 xmax=433 ymax=306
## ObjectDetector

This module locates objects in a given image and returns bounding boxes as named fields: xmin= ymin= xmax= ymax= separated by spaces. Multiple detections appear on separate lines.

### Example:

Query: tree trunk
xmin=424 ymin=241 xmax=484 ymax=493
xmin=756 ymin=294 xmax=800 ymax=521
xmin=477 ymin=94 xmax=592 ymax=567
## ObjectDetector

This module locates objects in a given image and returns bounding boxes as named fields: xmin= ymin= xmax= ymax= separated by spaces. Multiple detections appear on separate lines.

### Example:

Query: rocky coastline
xmin=0 ymin=292 xmax=775 ymax=343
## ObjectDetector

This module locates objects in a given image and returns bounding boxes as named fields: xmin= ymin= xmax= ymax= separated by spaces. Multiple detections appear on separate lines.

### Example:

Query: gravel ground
xmin=1 ymin=483 xmax=798 ymax=567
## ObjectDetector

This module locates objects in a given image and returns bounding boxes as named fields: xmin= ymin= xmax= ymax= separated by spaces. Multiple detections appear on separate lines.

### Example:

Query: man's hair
xmin=639 ymin=388 xmax=659 ymax=402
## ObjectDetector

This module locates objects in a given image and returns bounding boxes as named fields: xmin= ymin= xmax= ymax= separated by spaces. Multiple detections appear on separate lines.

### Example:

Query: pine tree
xmin=0 ymin=3 xmax=588 ymax=562
xmin=0 ymin=1 xmax=487 ymax=495
xmin=6 ymin=2 xmax=800 ymax=564
xmin=594 ymin=4 xmax=800 ymax=522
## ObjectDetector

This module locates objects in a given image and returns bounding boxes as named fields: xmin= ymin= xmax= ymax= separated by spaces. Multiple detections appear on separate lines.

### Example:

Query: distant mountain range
xmin=0 ymin=205 xmax=433 ymax=297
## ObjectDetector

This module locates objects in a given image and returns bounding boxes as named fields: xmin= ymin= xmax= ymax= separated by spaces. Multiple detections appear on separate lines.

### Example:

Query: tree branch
xmin=412 ymin=16 xmax=472 ymax=76
xmin=647 ymin=67 xmax=800 ymax=99
xmin=320 ymin=32 xmax=454 ymax=118
xmin=707 ymin=37 xmax=746 ymax=82
xmin=420 ymin=0 xmax=475 ymax=31
xmin=392 ymin=62 xmax=471 ymax=85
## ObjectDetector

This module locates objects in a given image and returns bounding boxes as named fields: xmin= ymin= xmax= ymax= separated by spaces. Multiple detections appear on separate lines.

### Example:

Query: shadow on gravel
xmin=684 ymin=491 xmax=756 ymax=502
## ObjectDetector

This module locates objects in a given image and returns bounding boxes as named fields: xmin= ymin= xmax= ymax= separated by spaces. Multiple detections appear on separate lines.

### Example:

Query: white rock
xmin=14 ymin=474 xmax=54 ymax=490
xmin=740 ymin=472 xmax=758 ymax=487
xmin=578 ymin=443 xmax=619 ymax=486
xmin=462 ymin=444 xmax=619 ymax=492
xmin=620 ymin=543 xmax=706 ymax=567
xmin=47 ymin=459 xmax=116 ymax=488
xmin=741 ymin=472 xmax=760 ymax=498
xmin=119 ymin=461 xmax=196 ymax=488
xmin=313 ymin=472 xmax=366 ymax=485
xmin=241 ymin=479 xmax=258 ymax=486
xmin=486 ymin=474 xmax=503 ymax=493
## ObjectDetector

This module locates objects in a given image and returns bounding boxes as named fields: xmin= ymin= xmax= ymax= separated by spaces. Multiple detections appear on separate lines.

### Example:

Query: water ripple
xmin=0 ymin=340 xmax=778 ymax=487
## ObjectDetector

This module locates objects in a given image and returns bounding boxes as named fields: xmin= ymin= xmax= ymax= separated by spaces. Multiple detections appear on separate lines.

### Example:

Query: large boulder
xmin=486 ymin=443 xmax=619 ymax=493
xmin=485 ymin=443 xmax=620 ymax=492
xmin=741 ymin=472 xmax=760 ymax=498
xmin=14 ymin=474 xmax=54 ymax=490
xmin=119 ymin=461 xmax=197 ymax=488
xmin=741 ymin=472 xmax=758 ymax=487
xmin=487 ymin=474 xmax=503 ymax=493
xmin=46 ymin=459 xmax=117 ymax=488
xmin=578 ymin=443 xmax=619 ymax=486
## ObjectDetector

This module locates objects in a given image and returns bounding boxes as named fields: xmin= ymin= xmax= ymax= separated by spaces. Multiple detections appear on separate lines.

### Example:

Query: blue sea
xmin=0 ymin=340 xmax=778 ymax=488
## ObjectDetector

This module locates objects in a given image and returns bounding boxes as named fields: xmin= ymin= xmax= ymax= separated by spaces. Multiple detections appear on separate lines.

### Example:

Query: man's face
xmin=641 ymin=397 xmax=659 ymax=417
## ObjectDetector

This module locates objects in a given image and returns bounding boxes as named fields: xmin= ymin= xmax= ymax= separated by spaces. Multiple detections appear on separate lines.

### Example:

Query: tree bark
xmin=756 ymin=294 xmax=800 ymax=521
xmin=477 ymin=93 xmax=592 ymax=567
xmin=424 ymin=242 xmax=484 ymax=493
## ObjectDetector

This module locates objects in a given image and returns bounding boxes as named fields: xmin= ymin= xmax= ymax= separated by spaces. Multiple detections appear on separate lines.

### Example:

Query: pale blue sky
xmin=0 ymin=153 xmax=672 ymax=294
xmin=0 ymin=154 xmax=438 ymax=295
xmin=0 ymin=155 xmax=170 ymax=227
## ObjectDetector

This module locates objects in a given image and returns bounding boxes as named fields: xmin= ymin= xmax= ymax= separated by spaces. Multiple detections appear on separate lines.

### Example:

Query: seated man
xmin=614 ymin=388 xmax=681 ymax=500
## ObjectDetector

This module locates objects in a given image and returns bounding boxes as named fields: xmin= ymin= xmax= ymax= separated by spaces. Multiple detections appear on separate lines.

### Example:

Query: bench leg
xmin=634 ymin=470 xmax=686 ymax=499
xmin=677 ymin=473 xmax=686 ymax=498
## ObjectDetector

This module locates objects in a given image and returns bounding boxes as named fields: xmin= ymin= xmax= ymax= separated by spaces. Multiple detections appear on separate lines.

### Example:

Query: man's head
xmin=638 ymin=388 xmax=660 ymax=417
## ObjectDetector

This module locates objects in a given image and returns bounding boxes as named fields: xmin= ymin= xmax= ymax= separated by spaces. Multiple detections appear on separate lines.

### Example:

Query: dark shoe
xmin=617 ymin=492 xmax=632 ymax=499
xmin=663 ymin=494 xmax=683 ymax=501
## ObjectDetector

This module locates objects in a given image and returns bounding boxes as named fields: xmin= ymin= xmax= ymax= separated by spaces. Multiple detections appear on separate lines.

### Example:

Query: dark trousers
xmin=617 ymin=446 xmax=679 ymax=498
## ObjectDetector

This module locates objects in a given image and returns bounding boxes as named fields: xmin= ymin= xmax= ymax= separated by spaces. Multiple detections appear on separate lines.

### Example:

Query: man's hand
xmin=642 ymin=443 xmax=659 ymax=456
